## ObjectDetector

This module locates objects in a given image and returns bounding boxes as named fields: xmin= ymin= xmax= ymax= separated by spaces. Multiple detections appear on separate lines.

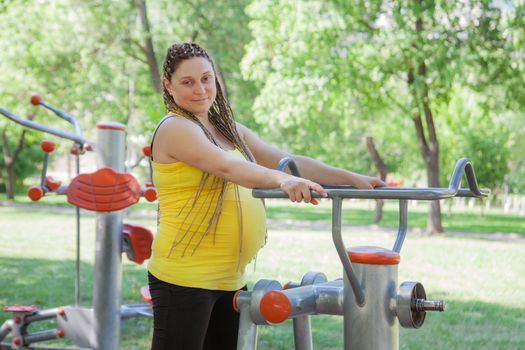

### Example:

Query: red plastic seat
xmin=3 ymin=305 xmax=37 ymax=313
xmin=66 ymin=167 xmax=141 ymax=211
xmin=122 ymin=223 xmax=153 ymax=265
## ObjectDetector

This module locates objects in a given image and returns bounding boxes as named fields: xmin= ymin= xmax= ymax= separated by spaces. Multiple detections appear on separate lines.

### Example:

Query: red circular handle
xmin=142 ymin=146 xmax=152 ymax=157
xmin=27 ymin=186 xmax=44 ymax=201
xmin=143 ymin=187 xmax=157 ymax=202
xmin=30 ymin=95 xmax=42 ymax=105
xmin=40 ymin=140 xmax=56 ymax=153
xmin=259 ymin=291 xmax=291 ymax=324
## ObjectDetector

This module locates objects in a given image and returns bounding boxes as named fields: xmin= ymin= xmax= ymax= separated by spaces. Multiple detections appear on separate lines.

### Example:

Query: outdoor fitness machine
xmin=1 ymin=96 xmax=489 ymax=350
xmin=234 ymin=158 xmax=488 ymax=350
xmin=0 ymin=97 xmax=155 ymax=350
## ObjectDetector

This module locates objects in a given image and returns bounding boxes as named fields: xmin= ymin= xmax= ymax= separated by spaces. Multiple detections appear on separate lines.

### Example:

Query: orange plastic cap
xmin=40 ymin=140 xmax=56 ymax=153
xmin=13 ymin=337 xmax=21 ymax=346
xmin=143 ymin=187 xmax=157 ymax=202
xmin=347 ymin=246 xmax=400 ymax=265
xmin=27 ymin=186 xmax=44 ymax=201
xmin=232 ymin=290 xmax=241 ymax=313
xmin=57 ymin=308 xmax=65 ymax=316
xmin=260 ymin=291 xmax=291 ymax=324
xmin=30 ymin=95 xmax=42 ymax=105
xmin=56 ymin=329 xmax=65 ymax=338
xmin=142 ymin=146 xmax=152 ymax=157
xmin=96 ymin=122 xmax=126 ymax=131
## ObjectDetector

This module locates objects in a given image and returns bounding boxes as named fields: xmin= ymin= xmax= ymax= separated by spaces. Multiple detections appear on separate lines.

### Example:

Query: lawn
xmin=3 ymin=193 xmax=525 ymax=235
xmin=0 ymin=205 xmax=524 ymax=349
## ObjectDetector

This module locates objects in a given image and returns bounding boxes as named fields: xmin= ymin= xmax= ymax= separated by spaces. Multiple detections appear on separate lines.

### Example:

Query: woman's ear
xmin=163 ymin=78 xmax=172 ymax=95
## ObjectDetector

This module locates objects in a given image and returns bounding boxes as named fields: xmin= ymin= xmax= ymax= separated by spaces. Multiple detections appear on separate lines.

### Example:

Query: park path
xmin=2 ymin=201 xmax=524 ymax=243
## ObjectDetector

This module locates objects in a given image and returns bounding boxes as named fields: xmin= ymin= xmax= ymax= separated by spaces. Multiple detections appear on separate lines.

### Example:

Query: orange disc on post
xmin=347 ymin=246 xmax=400 ymax=265
xmin=30 ymin=95 xmax=42 ymax=105
xmin=142 ymin=146 xmax=152 ymax=157
xmin=232 ymin=290 xmax=242 ymax=312
xmin=40 ymin=140 xmax=56 ymax=153
xmin=143 ymin=187 xmax=157 ymax=202
xmin=259 ymin=291 xmax=291 ymax=324
xmin=27 ymin=186 xmax=44 ymax=201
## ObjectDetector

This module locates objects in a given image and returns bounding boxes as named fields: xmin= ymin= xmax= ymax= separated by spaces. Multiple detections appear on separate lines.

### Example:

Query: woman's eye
xmin=182 ymin=81 xmax=192 ymax=85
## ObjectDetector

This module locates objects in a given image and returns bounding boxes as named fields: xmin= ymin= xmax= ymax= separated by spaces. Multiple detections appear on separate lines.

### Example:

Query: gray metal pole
xmin=293 ymin=316 xmax=313 ymax=350
xmin=237 ymin=302 xmax=258 ymax=350
xmin=75 ymin=154 xmax=81 ymax=307
xmin=344 ymin=262 xmax=399 ymax=350
xmin=93 ymin=122 xmax=126 ymax=350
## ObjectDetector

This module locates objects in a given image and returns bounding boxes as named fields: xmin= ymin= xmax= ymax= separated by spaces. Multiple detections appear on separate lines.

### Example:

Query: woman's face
xmin=164 ymin=57 xmax=217 ymax=118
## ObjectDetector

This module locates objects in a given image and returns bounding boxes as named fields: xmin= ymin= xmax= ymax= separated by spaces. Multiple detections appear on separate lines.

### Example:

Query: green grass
xmin=0 ymin=206 xmax=524 ymax=349
xmin=265 ymin=201 xmax=525 ymax=235
xmin=3 ymin=193 xmax=525 ymax=235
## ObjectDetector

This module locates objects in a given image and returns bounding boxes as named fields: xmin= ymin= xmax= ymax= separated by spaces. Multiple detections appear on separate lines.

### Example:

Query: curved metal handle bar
xmin=255 ymin=157 xmax=489 ymax=200
xmin=0 ymin=107 xmax=91 ymax=147
xmin=277 ymin=157 xmax=301 ymax=176
xmin=332 ymin=197 xmax=365 ymax=306
xmin=392 ymin=200 xmax=408 ymax=253
xmin=448 ymin=158 xmax=483 ymax=196
xmin=39 ymin=101 xmax=83 ymax=139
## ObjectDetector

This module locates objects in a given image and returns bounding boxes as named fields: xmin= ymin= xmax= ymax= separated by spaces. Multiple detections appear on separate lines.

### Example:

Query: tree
xmin=0 ymin=0 xmax=257 ymax=195
xmin=242 ymin=0 xmax=524 ymax=233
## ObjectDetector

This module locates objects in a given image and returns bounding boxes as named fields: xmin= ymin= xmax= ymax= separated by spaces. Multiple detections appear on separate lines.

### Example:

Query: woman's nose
xmin=194 ymin=83 xmax=206 ymax=94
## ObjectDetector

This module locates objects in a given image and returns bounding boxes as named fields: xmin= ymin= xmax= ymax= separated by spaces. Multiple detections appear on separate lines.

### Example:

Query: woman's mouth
xmin=192 ymin=98 xmax=208 ymax=103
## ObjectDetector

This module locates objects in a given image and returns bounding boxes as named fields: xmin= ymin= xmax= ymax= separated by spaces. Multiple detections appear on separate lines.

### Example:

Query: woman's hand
xmin=350 ymin=174 xmax=386 ymax=189
xmin=280 ymin=176 xmax=328 ymax=205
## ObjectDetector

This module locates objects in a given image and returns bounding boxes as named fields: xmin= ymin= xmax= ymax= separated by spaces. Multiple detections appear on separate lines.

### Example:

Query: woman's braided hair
xmin=160 ymin=42 xmax=263 ymax=265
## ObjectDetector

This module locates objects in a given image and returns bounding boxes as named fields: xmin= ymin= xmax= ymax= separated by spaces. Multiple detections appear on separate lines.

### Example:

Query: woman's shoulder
xmin=156 ymin=114 xmax=200 ymax=133
xmin=235 ymin=121 xmax=249 ymax=138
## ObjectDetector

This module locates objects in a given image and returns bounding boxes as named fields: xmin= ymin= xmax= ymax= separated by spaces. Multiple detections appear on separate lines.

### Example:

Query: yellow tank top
xmin=148 ymin=149 xmax=267 ymax=291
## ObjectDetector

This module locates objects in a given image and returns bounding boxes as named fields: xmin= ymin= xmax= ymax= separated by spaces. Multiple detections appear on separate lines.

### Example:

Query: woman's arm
xmin=153 ymin=117 xmax=327 ymax=204
xmin=237 ymin=123 xmax=385 ymax=189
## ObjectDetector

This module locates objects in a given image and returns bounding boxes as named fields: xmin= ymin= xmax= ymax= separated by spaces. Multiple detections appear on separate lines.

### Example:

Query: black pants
xmin=148 ymin=272 xmax=245 ymax=350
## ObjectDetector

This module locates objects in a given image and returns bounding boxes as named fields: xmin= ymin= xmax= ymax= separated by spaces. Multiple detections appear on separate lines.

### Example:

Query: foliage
xmin=0 ymin=0 xmax=256 ymax=191
xmin=242 ymin=0 xmax=524 ymax=190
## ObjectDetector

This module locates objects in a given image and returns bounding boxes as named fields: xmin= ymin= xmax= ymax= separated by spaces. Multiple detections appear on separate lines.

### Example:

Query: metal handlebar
xmin=0 ymin=107 xmax=91 ymax=148
xmin=277 ymin=157 xmax=301 ymax=176
xmin=254 ymin=158 xmax=488 ymax=200
xmin=36 ymin=99 xmax=84 ymax=140
xmin=253 ymin=157 xmax=489 ymax=307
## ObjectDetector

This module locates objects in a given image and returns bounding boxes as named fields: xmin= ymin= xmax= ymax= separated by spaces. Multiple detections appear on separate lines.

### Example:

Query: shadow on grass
xmin=0 ymin=256 xmax=151 ymax=349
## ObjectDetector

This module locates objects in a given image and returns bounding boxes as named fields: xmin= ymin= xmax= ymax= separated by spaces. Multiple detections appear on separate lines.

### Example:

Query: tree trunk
xmin=5 ymin=162 xmax=15 ymax=199
xmin=1 ymin=115 xmax=32 ymax=200
xmin=136 ymin=0 xmax=162 ymax=93
xmin=365 ymin=136 xmax=387 ymax=224
xmin=408 ymin=5 xmax=443 ymax=234
xmin=426 ymin=149 xmax=443 ymax=233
